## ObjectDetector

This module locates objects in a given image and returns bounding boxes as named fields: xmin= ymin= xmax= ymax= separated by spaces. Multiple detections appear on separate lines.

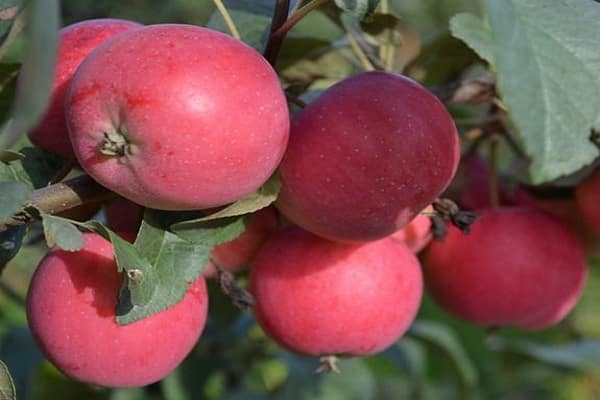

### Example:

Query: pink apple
xmin=276 ymin=71 xmax=460 ymax=242
xmin=204 ymin=207 xmax=278 ymax=277
xmin=29 ymin=18 xmax=142 ymax=157
xmin=423 ymin=207 xmax=587 ymax=330
xmin=250 ymin=227 xmax=423 ymax=356
xmin=26 ymin=233 xmax=208 ymax=387
xmin=390 ymin=205 xmax=433 ymax=253
xmin=67 ymin=24 xmax=289 ymax=210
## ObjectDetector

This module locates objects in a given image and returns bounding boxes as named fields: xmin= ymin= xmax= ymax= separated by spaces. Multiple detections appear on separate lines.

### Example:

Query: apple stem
xmin=212 ymin=0 xmax=241 ymax=39
xmin=214 ymin=261 xmax=255 ymax=310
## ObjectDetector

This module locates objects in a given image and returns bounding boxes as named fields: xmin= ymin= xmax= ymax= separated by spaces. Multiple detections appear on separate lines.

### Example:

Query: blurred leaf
xmin=383 ymin=337 xmax=427 ymax=396
xmin=83 ymin=212 xmax=214 ymax=325
xmin=0 ymin=150 xmax=22 ymax=163
xmin=0 ymin=225 xmax=25 ymax=272
xmin=335 ymin=0 xmax=379 ymax=20
xmin=41 ymin=214 xmax=84 ymax=251
xmin=0 ymin=360 xmax=15 ymax=400
xmin=0 ymin=1 xmax=19 ymax=45
xmin=0 ymin=180 xmax=27 ymax=219
xmin=0 ymin=0 xmax=59 ymax=150
xmin=0 ymin=64 xmax=18 ymax=122
xmin=450 ymin=13 xmax=493 ymax=64
xmin=0 ymin=145 xmax=66 ymax=190
xmin=29 ymin=361 xmax=100 ymax=400
xmin=195 ymin=174 xmax=280 ymax=222
xmin=409 ymin=320 xmax=478 ymax=390
xmin=0 ymin=327 xmax=44 ymax=400
xmin=481 ymin=0 xmax=600 ymax=183
xmin=277 ymin=356 xmax=376 ymax=400
xmin=488 ymin=338 xmax=600 ymax=372
xmin=170 ymin=214 xmax=246 ymax=245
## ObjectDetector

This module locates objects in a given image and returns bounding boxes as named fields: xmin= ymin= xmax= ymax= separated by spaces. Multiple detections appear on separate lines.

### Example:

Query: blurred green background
xmin=1 ymin=0 xmax=599 ymax=399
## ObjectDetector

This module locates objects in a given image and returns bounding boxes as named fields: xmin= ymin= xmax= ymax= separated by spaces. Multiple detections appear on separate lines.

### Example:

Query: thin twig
xmin=0 ymin=174 xmax=115 ymax=231
xmin=263 ymin=0 xmax=291 ymax=66
xmin=212 ymin=0 xmax=241 ymax=39
xmin=345 ymin=29 xmax=375 ymax=71
xmin=265 ymin=0 xmax=331 ymax=66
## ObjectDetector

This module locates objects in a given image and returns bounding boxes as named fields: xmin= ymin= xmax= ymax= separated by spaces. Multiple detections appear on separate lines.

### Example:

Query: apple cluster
xmin=23 ymin=18 xmax=595 ymax=388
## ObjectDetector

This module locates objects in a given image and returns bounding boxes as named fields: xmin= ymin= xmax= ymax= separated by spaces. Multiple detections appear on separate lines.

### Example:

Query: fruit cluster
xmin=23 ymin=18 xmax=594 ymax=388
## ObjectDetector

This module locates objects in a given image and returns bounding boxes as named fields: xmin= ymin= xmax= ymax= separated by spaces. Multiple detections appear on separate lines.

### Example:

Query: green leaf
xmin=484 ymin=0 xmax=600 ymax=183
xmin=0 ymin=145 xmax=66 ymax=189
xmin=193 ymin=173 xmax=280 ymax=222
xmin=0 ymin=0 xmax=59 ymax=150
xmin=0 ymin=359 xmax=16 ymax=400
xmin=488 ymin=338 xmax=600 ymax=372
xmin=0 ymin=180 xmax=27 ymax=219
xmin=41 ymin=214 xmax=84 ymax=251
xmin=450 ymin=13 xmax=493 ymax=65
xmin=171 ymin=215 xmax=247 ymax=245
xmin=0 ymin=225 xmax=25 ymax=272
xmin=408 ymin=320 xmax=478 ymax=390
xmin=0 ymin=1 xmax=19 ymax=45
xmin=0 ymin=149 xmax=23 ymax=163
xmin=83 ymin=213 xmax=213 ymax=325
xmin=334 ymin=0 xmax=380 ymax=20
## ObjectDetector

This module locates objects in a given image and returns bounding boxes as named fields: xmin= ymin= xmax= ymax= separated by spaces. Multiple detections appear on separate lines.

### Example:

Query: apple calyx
xmin=100 ymin=130 xmax=132 ymax=157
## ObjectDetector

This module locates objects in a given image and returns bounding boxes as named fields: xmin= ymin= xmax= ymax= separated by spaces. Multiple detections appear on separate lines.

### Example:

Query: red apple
xmin=26 ymin=233 xmax=208 ymax=387
xmin=423 ymin=207 xmax=587 ymax=330
xmin=576 ymin=169 xmax=600 ymax=236
xmin=67 ymin=24 xmax=289 ymax=210
xmin=104 ymin=197 xmax=144 ymax=243
xmin=250 ymin=227 xmax=423 ymax=356
xmin=276 ymin=71 xmax=460 ymax=242
xmin=204 ymin=207 xmax=278 ymax=277
xmin=29 ymin=18 xmax=142 ymax=157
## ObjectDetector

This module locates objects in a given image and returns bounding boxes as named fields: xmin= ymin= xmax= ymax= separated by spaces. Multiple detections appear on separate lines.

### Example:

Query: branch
xmin=0 ymin=174 xmax=115 ymax=231
xmin=263 ymin=0 xmax=291 ymax=66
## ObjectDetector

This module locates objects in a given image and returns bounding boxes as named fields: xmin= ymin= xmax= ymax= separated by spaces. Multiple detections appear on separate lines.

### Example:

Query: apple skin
xmin=28 ymin=19 xmax=142 ymax=157
xmin=390 ymin=205 xmax=432 ymax=253
xmin=423 ymin=207 xmax=587 ymax=330
xmin=249 ymin=227 xmax=423 ymax=356
xmin=276 ymin=71 xmax=460 ymax=242
xmin=26 ymin=233 xmax=208 ymax=387
xmin=203 ymin=207 xmax=278 ymax=277
xmin=576 ymin=169 xmax=600 ymax=236
xmin=67 ymin=24 xmax=289 ymax=210
xmin=104 ymin=197 xmax=144 ymax=243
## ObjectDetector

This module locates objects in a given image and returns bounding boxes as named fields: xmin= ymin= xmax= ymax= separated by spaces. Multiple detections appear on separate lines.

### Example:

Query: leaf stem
xmin=212 ymin=0 xmax=241 ymax=39
xmin=346 ymin=29 xmax=376 ymax=71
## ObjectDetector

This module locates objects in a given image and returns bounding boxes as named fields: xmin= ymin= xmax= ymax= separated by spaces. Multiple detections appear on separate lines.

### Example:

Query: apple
xmin=250 ymin=226 xmax=423 ymax=356
xmin=423 ymin=207 xmax=587 ymax=330
xmin=390 ymin=205 xmax=433 ymax=253
xmin=26 ymin=233 xmax=208 ymax=387
xmin=67 ymin=24 xmax=289 ymax=210
xmin=576 ymin=169 xmax=600 ymax=236
xmin=276 ymin=71 xmax=460 ymax=242
xmin=204 ymin=207 xmax=278 ymax=277
xmin=28 ymin=18 xmax=142 ymax=157
xmin=104 ymin=197 xmax=144 ymax=243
